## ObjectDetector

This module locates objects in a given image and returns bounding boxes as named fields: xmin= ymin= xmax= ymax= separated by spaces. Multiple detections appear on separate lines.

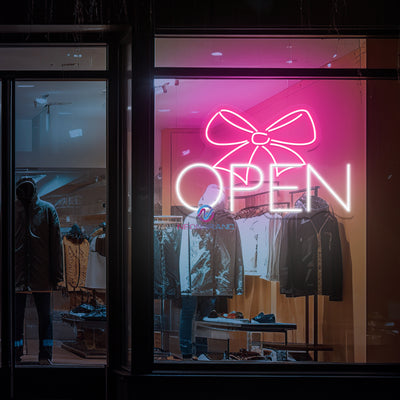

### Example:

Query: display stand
xmin=197 ymin=319 xmax=297 ymax=360
xmin=61 ymin=287 xmax=107 ymax=359
xmin=289 ymin=186 xmax=321 ymax=361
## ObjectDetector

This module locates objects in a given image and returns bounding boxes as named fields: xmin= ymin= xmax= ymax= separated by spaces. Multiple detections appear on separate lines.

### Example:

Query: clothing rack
xmin=238 ymin=201 xmax=290 ymax=212
xmin=154 ymin=215 xmax=183 ymax=226
xmin=232 ymin=180 xmax=279 ymax=200
xmin=289 ymin=185 xmax=320 ymax=361
xmin=234 ymin=202 xmax=290 ymax=219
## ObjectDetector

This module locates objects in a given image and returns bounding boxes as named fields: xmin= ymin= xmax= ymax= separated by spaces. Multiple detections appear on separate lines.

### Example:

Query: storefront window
xmin=0 ymin=47 xmax=107 ymax=70
xmin=15 ymin=81 xmax=107 ymax=366
xmin=152 ymin=35 xmax=380 ymax=364
xmin=155 ymin=37 xmax=366 ymax=69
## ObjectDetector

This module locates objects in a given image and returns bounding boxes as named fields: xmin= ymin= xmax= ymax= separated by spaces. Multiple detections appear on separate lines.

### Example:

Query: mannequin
xmin=178 ymin=184 xmax=244 ymax=358
xmin=15 ymin=177 xmax=63 ymax=364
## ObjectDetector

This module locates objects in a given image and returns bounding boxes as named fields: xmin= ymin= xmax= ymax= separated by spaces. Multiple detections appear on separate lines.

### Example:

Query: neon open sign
xmin=175 ymin=108 xmax=351 ymax=213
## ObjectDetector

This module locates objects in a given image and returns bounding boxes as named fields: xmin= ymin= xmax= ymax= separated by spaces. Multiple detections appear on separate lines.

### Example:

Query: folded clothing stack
xmin=69 ymin=303 xmax=107 ymax=321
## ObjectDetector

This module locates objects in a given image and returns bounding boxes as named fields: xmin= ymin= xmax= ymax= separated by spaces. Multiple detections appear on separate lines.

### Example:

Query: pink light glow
xmin=204 ymin=108 xmax=317 ymax=184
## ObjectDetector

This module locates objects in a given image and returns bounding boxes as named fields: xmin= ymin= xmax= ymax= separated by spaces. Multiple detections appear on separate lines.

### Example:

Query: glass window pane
xmin=0 ymin=80 xmax=2 ymax=366
xmin=155 ymin=37 xmax=366 ymax=69
xmin=0 ymin=47 xmax=107 ymax=70
xmin=15 ymin=81 xmax=107 ymax=366
xmin=154 ymin=76 xmax=367 ymax=363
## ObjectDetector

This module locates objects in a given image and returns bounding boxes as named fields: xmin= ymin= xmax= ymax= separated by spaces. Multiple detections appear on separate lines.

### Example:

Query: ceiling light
xmin=211 ymin=51 xmax=223 ymax=56
xmin=158 ymin=109 xmax=170 ymax=112
xmin=69 ymin=128 xmax=83 ymax=138
xmin=35 ymin=97 xmax=48 ymax=105
xmin=286 ymin=60 xmax=294 ymax=64
xmin=327 ymin=63 xmax=332 ymax=68
xmin=332 ymin=53 xmax=337 ymax=58
xmin=17 ymin=84 xmax=35 ymax=88
xmin=191 ymin=111 xmax=199 ymax=114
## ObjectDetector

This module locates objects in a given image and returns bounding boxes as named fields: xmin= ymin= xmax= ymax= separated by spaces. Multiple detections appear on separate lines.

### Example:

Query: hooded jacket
xmin=15 ymin=177 xmax=63 ymax=292
xmin=278 ymin=195 xmax=343 ymax=301
xmin=179 ymin=184 xmax=244 ymax=297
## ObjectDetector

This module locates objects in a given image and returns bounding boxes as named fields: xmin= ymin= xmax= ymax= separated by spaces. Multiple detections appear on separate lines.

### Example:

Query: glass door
xmin=14 ymin=80 xmax=108 ymax=366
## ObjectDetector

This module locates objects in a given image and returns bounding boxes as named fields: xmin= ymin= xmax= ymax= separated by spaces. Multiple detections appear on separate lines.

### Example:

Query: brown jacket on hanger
xmin=63 ymin=235 xmax=90 ymax=291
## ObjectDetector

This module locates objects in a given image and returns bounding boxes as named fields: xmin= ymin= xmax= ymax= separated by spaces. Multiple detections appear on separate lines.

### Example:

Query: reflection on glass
xmin=155 ymin=37 xmax=366 ymax=69
xmin=153 ymin=75 xmax=367 ymax=363
xmin=0 ymin=47 xmax=107 ymax=70
xmin=15 ymin=81 xmax=107 ymax=366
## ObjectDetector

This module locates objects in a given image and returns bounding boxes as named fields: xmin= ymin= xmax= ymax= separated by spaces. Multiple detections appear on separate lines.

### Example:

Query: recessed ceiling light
xmin=69 ymin=128 xmax=83 ymax=138
xmin=327 ymin=63 xmax=332 ymax=68
xmin=211 ymin=51 xmax=223 ymax=56
xmin=332 ymin=53 xmax=337 ymax=58
xmin=286 ymin=59 xmax=294 ymax=64
xmin=158 ymin=109 xmax=170 ymax=112
xmin=17 ymin=84 xmax=35 ymax=88
xmin=191 ymin=111 xmax=199 ymax=114
xmin=35 ymin=97 xmax=48 ymax=105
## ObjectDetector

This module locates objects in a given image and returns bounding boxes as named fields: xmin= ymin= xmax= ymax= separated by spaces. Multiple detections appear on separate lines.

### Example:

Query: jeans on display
xmin=15 ymin=292 xmax=53 ymax=361
xmin=179 ymin=296 xmax=216 ymax=358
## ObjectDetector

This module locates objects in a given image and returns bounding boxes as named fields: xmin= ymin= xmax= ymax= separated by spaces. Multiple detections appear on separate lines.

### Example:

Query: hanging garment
xmin=258 ymin=212 xmax=282 ymax=282
xmin=85 ymin=234 xmax=106 ymax=289
xmin=236 ymin=212 xmax=282 ymax=280
xmin=15 ymin=177 xmax=63 ymax=292
xmin=154 ymin=226 xmax=182 ymax=299
xmin=236 ymin=216 xmax=266 ymax=276
xmin=179 ymin=184 xmax=244 ymax=297
xmin=63 ymin=235 xmax=90 ymax=291
xmin=278 ymin=196 xmax=343 ymax=301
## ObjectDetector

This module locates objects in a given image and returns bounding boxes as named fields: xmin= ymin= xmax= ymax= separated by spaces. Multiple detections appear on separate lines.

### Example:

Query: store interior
xmin=153 ymin=37 xmax=369 ymax=363
xmin=15 ymin=80 xmax=107 ymax=365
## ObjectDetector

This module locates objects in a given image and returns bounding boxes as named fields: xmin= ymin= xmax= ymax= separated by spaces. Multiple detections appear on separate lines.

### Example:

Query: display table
xmin=61 ymin=314 xmax=106 ymax=359
xmin=197 ymin=318 xmax=297 ymax=360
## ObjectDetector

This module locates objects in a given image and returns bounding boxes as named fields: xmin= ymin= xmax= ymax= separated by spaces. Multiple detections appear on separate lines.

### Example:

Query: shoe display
xmin=82 ymin=305 xmax=106 ymax=321
xmin=225 ymin=311 xmax=244 ymax=319
xmin=251 ymin=312 xmax=276 ymax=323
xmin=207 ymin=310 xmax=219 ymax=318
xmin=69 ymin=303 xmax=96 ymax=318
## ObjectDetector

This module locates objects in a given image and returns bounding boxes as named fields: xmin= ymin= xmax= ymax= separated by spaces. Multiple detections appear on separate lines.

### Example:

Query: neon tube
xmin=175 ymin=163 xmax=224 ymax=212
xmin=230 ymin=163 xmax=264 ymax=212
xmin=205 ymin=108 xmax=317 ymax=184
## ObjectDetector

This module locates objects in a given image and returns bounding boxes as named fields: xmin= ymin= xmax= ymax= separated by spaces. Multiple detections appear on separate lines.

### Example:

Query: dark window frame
xmin=146 ymin=33 xmax=400 ymax=384
xmin=0 ymin=27 xmax=131 ymax=400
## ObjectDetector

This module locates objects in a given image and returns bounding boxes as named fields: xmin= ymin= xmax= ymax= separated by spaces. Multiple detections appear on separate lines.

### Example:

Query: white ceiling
xmin=0 ymin=46 xmax=106 ymax=70
xmin=154 ymin=37 xmax=363 ymax=132
xmin=155 ymin=37 xmax=363 ymax=68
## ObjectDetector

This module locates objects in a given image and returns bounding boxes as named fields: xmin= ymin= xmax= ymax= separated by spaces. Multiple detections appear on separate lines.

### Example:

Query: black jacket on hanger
xmin=279 ymin=195 xmax=343 ymax=301
xmin=15 ymin=177 xmax=63 ymax=292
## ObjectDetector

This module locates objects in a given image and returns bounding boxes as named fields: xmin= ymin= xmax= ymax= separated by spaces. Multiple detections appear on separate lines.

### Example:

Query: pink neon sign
xmin=205 ymin=108 xmax=317 ymax=185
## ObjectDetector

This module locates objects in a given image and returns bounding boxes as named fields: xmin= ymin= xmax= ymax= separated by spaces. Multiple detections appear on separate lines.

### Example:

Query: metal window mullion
xmin=1 ymin=78 xmax=15 ymax=398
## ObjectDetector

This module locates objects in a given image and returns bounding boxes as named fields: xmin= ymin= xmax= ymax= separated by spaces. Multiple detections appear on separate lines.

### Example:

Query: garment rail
xmin=289 ymin=186 xmax=320 ymax=361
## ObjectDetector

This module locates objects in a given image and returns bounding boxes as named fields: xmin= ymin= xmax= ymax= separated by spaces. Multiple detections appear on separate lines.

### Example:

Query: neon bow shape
xmin=205 ymin=108 xmax=317 ymax=185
